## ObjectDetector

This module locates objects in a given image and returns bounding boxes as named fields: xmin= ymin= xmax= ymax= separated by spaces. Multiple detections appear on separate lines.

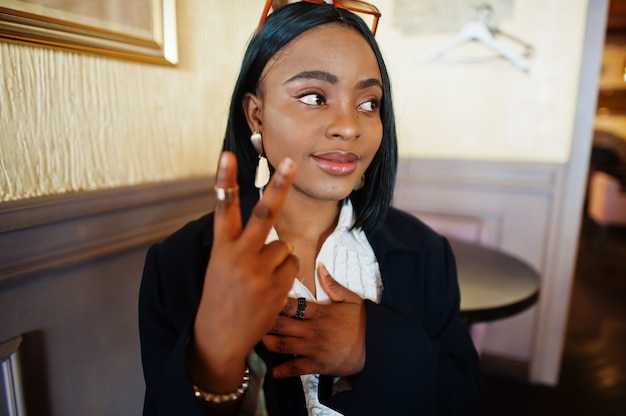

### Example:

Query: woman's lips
xmin=311 ymin=151 xmax=359 ymax=176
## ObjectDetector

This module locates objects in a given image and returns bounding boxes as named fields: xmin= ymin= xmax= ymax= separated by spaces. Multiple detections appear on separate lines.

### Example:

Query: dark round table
xmin=450 ymin=239 xmax=541 ymax=323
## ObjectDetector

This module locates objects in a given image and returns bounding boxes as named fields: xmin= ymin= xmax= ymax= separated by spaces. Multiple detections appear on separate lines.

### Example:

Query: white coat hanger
xmin=419 ymin=4 xmax=532 ymax=72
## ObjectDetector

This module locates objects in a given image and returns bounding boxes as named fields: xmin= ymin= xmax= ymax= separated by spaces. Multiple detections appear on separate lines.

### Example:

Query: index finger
xmin=242 ymin=157 xmax=296 ymax=246
xmin=213 ymin=151 xmax=242 ymax=243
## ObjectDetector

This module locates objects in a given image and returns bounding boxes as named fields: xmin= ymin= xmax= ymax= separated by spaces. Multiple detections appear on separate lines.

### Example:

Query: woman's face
xmin=246 ymin=23 xmax=383 ymax=203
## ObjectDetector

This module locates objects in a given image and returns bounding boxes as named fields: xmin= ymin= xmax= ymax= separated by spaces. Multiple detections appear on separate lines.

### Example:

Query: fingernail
xmin=217 ymin=153 xmax=230 ymax=180
xmin=277 ymin=158 xmax=295 ymax=176
xmin=219 ymin=152 xmax=230 ymax=169
xmin=318 ymin=263 xmax=329 ymax=277
xmin=285 ymin=242 xmax=294 ymax=254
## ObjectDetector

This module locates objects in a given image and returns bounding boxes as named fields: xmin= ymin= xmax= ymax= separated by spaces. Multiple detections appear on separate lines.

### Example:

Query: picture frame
xmin=0 ymin=0 xmax=177 ymax=66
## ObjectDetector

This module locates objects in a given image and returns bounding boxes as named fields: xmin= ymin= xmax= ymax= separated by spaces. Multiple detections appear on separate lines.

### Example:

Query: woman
xmin=139 ymin=2 xmax=482 ymax=415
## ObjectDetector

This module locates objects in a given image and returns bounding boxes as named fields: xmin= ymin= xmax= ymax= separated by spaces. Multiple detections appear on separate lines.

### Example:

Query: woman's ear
xmin=243 ymin=92 xmax=263 ymax=133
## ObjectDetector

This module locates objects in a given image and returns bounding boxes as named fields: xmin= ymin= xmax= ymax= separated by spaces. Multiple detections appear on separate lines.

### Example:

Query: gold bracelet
xmin=192 ymin=367 xmax=250 ymax=404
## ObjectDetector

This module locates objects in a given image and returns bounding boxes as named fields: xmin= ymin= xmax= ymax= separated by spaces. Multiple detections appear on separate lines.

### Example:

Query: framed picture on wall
xmin=0 ymin=0 xmax=177 ymax=65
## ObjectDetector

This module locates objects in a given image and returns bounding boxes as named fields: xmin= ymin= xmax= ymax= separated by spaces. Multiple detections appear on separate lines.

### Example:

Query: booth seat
xmin=588 ymin=171 xmax=626 ymax=227
xmin=588 ymin=170 xmax=626 ymax=251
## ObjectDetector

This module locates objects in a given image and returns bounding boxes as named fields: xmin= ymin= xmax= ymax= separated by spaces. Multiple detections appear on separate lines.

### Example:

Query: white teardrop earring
xmin=250 ymin=131 xmax=270 ymax=188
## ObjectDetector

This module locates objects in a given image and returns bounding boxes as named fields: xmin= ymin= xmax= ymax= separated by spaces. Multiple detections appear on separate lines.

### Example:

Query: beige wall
xmin=0 ymin=0 xmax=260 ymax=202
xmin=0 ymin=0 xmax=589 ymax=202
xmin=376 ymin=0 xmax=589 ymax=163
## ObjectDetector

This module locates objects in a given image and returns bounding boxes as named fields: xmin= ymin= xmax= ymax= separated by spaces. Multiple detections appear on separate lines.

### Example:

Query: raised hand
xmin=188 ymin=151 xmax=299 ymax=394
xmin=263 ymin=264 xmax=367 ymax=379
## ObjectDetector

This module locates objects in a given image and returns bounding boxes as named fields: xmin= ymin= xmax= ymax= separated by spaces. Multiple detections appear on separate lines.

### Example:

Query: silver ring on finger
xmin=294 ymin=297 xmax=307 ymax=320
xmin=214 ymin=185 xmax=239 ymax=201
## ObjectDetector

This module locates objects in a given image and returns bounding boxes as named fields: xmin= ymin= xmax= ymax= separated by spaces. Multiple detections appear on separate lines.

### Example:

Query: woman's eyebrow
xmin=357 ymin=78 xmax=383 ymax=91
xmin=285 ymin=70 xmax=383 ymax=91
xmin=285 ymin=70 xmax=338 ymax=84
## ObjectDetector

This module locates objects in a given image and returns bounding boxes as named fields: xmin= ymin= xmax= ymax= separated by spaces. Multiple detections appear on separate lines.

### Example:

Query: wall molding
xmin=0 ymin=176 xmax=215 ymax=290
xmin=396 ymin=158 xmax=559 ymax=193
xmin=394 ymin=156 xmax=568 ymax=379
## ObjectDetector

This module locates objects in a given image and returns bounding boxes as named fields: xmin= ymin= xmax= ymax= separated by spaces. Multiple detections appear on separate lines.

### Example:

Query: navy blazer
xmin=139 ymin=188 xmax=482 ymax=415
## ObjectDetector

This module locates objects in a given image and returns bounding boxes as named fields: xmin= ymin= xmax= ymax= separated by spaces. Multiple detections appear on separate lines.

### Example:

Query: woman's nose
xmin=327 ymin=103 xmax=361 ymax=141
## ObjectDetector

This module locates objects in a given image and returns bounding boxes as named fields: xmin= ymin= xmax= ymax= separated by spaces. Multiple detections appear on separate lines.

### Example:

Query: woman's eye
xmin=358 ymin=99 xmax=380 ymax=112
xmin=297 ymin=93 xmax=326 ymax=106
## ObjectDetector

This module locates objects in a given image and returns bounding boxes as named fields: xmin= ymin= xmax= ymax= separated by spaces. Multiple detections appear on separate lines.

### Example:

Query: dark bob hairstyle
xmin=222 ymin=1 xmax=398 ymax=234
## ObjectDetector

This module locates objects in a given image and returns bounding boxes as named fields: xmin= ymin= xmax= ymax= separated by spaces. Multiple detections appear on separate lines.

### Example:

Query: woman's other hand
xmin=263 ymin=264 xmax=366 ymax=379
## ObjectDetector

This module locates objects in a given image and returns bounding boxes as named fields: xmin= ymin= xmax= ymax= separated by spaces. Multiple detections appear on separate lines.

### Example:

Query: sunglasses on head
xmin=256 ymin=0 xmax=381 ymax=35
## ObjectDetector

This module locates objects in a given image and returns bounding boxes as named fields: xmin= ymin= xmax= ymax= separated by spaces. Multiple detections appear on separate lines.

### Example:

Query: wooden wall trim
xmin=396 ymin=158 xmax=559 ymax=193
xmin=0 ymin=176 xmax=215 ymax=290
xmin=393 ymin=157 xmax=566 ymax=376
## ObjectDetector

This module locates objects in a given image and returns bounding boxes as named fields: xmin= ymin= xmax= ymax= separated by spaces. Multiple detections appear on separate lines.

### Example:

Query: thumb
xmin=317 ymin=263 xmax=360 ymax=303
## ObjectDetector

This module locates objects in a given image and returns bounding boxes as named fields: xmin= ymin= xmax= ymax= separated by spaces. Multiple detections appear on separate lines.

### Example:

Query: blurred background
xmin=1 ymin=1 xmax=624 ymax=414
